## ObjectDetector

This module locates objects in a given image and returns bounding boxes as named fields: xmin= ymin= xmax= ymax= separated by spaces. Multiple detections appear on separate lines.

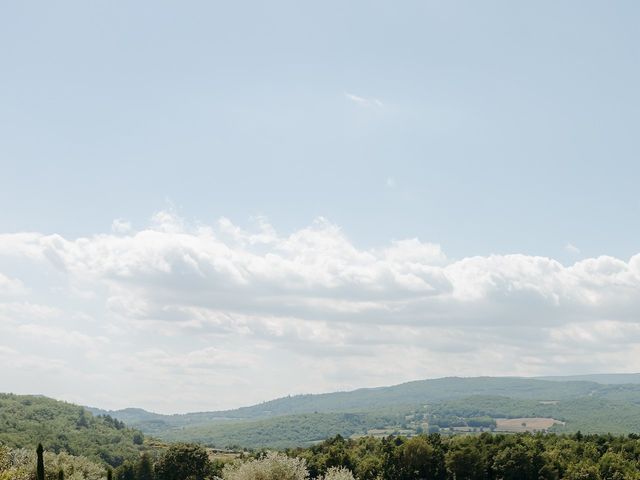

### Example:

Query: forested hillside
xmin=88 ymin=376 xmax=640 ymax=449
xmin=0 ymin=394 xmax=146 ymax=467
xmin=92 ymin=377 xmax=605 ymax=425
xmin=159 ymin=412 xmax=403 ymax=450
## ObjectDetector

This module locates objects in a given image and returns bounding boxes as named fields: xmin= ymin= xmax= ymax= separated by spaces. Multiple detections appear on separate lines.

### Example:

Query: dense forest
xmin=5 ymin=432 xmax=640 ymax=479
xmin=290 ymin=432 xmax=640 ymax=480
xmin=0 ymin=394 xmax=146 ymax=467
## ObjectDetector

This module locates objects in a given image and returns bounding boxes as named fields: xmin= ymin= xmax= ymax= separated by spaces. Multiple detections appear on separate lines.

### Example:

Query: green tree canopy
xmin=155 ymin=443 xmax=211 ymax=480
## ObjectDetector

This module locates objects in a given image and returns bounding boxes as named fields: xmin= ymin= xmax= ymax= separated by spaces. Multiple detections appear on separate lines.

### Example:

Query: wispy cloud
xmin=345 ymin=92 xmax=383 ymax=108
xmin=565 ymin=242 xmax=581 ymax=255
xmin=111 ymin=218 xmax=132 ymax=234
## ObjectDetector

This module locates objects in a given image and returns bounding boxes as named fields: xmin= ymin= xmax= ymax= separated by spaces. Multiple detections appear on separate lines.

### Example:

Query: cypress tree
xmin=137 ymin=452 xmax=154 ymax=480
xmin=58 ymin=468 xmax=65 ymax=480
xmin=36 ymin=443 xmax=45 ymax=480
xmin=107 ymin=468 xmax=113 ymax=480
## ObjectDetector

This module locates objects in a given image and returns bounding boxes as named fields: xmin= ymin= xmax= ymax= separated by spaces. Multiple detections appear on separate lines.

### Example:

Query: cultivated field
xmin=495 ymin=417 xmax=564 ymax=432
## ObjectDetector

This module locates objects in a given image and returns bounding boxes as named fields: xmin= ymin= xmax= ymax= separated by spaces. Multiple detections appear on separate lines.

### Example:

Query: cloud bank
xmin=1 ymin=211 xmax=639 ymax=412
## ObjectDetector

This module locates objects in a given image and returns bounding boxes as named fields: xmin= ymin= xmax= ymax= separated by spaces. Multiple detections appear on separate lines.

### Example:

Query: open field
xmin=495 ymin=417 xmax=564 ymax=432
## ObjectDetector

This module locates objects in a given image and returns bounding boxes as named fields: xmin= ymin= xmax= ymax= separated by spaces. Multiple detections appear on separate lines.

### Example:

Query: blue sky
xmin=3 ymin=1 xmax=640 ymax=259
xmin=1 ymin=2 xmax=640 ymax=412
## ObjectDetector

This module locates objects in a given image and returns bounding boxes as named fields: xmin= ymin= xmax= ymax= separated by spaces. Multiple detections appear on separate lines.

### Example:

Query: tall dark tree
xmin=115 ymin=461 xmax=136 ymax=480
xmin=58 ymin=468 xmax=65 ymax=480
xmin=137 ymin=452 xmax=154 ymax=480
xmin=76 ymin=408 xmax=90 ymax=428
xmin=132 ymin=432 xmax=145 ymax=445
xmin=36 ymin=443 xmax=45 ymax=480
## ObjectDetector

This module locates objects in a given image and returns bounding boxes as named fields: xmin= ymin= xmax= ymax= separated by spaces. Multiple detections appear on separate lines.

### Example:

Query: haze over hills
xmin=89 ymin=374 xmax=640 ymax=420
xmin=535 ymin=373 xmax=640 ymax=384
xmin=86 ymin=375 xmax=640 ymax=449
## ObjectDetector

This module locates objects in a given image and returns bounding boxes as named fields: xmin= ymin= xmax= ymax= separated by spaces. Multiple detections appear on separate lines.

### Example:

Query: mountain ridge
xmin=88 ymin=373 xmax=640 ymax=420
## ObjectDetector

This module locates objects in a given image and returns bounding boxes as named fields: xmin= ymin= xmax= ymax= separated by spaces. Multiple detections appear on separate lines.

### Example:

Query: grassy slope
xmin=0 ymin=393 xmax=145 ymax=467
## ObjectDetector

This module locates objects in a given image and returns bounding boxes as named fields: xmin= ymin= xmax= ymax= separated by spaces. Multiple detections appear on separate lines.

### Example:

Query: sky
xmin=1 ymin=1 xmax=640 ymax=413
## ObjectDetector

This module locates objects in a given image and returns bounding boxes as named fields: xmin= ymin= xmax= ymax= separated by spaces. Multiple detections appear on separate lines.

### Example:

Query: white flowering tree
xmin=321 ymin=466 xmax=356 ymax=480
xmin=221 ymin=451 xmax=309 ymax=480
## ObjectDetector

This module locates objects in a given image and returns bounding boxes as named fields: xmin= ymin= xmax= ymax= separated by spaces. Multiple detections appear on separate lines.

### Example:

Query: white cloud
xmin=345 ymin=92 xmax=383 ymax=108
xmin=1 ymin=211 xmax=640 ymax=412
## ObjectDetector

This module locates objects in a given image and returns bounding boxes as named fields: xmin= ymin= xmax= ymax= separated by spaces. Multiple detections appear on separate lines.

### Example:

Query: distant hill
xmin=5 ymin=376 xmax=640 ymax=451
xmin=87 ymin=375 xmax=640 ymax=448
xmin=0 ymin=393 xmax=146 ymax=467
xmin=160 ymin=411 xmax=404 ymax=450
xmin=90 ymin=376 xmax=599 ymax=424
xmin=536 ymin=373 xmax=640 ymax=384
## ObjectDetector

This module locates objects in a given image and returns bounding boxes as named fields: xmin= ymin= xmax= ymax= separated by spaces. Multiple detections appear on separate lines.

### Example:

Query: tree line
xmin=292 ymin=432 xmax=640 ymax=480
xmin=7 ymin=431 xmax=640 ymax=479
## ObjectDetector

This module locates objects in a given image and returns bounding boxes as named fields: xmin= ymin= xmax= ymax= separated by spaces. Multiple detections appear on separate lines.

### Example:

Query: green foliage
xmin=492 ymin=440 xmax=542 ymax=480
xmin=4 ymin=432 xmax=640 ymax=480
xmin=132 ymin=434 xmax=144 ymax=446
xmin=445 ymin=438 xmax=486 ymax=480
xmin=0 ymin=394 xmax=146 ymax=467
xmin=0 ymin=444 xmax=106 ymax=480
xmin=287 ymin=432 xmax=640 ymax=480
xmin=136 ymin=453 xmax=153 ymax=480
xmin=155 ymin=443 xmax=210 ymax=480
xmin=161 ymin=412 xmax=399 ymax=450
xmin=115 ymin=461 xmax=136 ymax=480
xmin=393 ymin=436 xmax=445 ymax=480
